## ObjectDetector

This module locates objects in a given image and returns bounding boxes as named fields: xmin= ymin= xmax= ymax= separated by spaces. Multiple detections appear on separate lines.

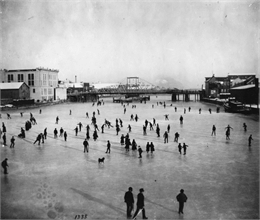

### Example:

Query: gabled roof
xmin=0 ymin=82 xmax=28 ymax=90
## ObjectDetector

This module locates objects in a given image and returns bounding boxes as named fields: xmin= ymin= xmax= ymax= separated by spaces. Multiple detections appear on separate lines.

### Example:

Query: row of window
xmin=7 ymin=73 xmax=57 ymax=87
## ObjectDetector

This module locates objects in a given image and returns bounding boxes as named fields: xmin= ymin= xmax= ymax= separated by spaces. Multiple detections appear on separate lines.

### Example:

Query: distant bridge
xmin=67 ymin=77 xmax=202 ymax=102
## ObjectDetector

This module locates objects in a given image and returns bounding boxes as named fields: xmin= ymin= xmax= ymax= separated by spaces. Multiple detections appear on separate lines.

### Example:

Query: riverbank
xmin=0 ymin=100 xmax=67 ymax=112
xmin=201 ymin=98 xmax=259 ymax=114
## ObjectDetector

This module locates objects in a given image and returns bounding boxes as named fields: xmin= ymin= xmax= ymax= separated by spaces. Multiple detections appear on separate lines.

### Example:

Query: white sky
xmin=1 ymin=0 xmax=259 ymax=88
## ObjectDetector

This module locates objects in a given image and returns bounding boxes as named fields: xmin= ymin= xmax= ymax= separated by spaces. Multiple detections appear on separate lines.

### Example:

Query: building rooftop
xmin=230 ymin=84 xmax=256 ymax=90
xmin=0 ymin=82 xmax=27 ymax=90
xmin=228 ymin=73 xmax=255 ymax=76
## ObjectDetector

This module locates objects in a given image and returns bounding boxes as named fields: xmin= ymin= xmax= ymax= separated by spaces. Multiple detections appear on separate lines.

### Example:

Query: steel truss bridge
xmin=67 ymin=77 xmax=202 ymax=102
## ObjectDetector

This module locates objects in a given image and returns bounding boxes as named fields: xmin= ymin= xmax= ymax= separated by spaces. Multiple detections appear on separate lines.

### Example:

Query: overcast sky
xmin=1 ymin=0 xmax=259 ymax=88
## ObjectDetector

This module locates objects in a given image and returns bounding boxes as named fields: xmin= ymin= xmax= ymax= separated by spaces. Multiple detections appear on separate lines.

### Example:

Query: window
xmin=18 ymin=74 xmax=24 ymax=82
xmin=28 ymin=73 xmax=34 ymax=86
xmin=8 ymin=74 xmax=13 ymax=82
xmin=33 ymin=89 xmax=35 ymax=93
xmin=48 ymin=88 xmax=52 ymax=95
xmin=43 ymin=74 xmax=47 ymax=86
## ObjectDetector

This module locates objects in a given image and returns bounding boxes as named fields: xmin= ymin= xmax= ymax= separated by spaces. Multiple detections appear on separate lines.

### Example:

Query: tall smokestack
xmin=75 ymin=75 xmax=77 ymax=83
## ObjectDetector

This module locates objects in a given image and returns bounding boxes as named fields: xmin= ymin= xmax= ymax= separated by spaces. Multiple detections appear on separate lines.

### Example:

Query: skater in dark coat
xmin=64 ymin=131 xmax=67 ymax=141
xmin=55 ymin=116 xmax=59 ymax=124
xmin=74 ymin=126 xmax=79 ymax=136
xmin=2 ymin=122 xmax=6 ymax=133
xmin=132 ymin=188 xmax=148 ymax=219
xmin=83 ymin=139 xmax=89 ymax=153
xmin=248 ymin=135 xmax=253 ymax=146
xmin=211 ymin=125 xmax=216 ymax=136
xmin=243 ymin=123 xmax=247 ymax=132
xmin=10 ymin=136 xmax=15 ymax=148
xmin=150 ymin=142 xmax=155 ymax=154
xmin=176 ymin=189 xmax=188 ymax=214
xmin=93 ymin=130 xmax=98 ymax=141
xmin=179 ymin=115 xmax=183 ymax=124
xmin=124 ymin=187 xmax=134 ymax=218
xmin=183 ymin=143 xmax=188 ymax=155
xmin=106 ymin=140 xmax=111 ymax=154
xmin=178 ymin=143 xmax=182 ymax=154
xmin=132 ymin=139 xmax=137 ymax=151
xmin=146 ymin=142 xmax=150 ymax=153
xmin=34 ymin=134 xmax=42 ymax=145
xmin=120 ymin=134 xmax=125 ymax=145
xmin=174 ymin=132 xmax=180 ymax=142
xmin=44 ymin=128 xmax=47 ymax=139
xmin=138 ymin=146 xmax=143 ymax=158
xmin=2 ymin=158 xmax=8 ymax=174
xmin=163 ymin=131 xmax=168 ymax=143
xmin=2 ymin=133 xmax=7 ymax=146
xmin=156 ymin=124 xmax=160 ymax=137
xmin=54 ymin=128 xmax=58 ymax=138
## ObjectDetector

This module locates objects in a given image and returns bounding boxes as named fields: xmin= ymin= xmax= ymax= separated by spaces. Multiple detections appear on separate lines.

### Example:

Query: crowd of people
xmin=0 ymin=99 xmax=256 ymax=219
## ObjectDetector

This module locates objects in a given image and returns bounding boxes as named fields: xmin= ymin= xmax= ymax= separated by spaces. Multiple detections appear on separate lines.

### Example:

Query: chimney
xmin=75 ymin=75 xmax=77 ymax=83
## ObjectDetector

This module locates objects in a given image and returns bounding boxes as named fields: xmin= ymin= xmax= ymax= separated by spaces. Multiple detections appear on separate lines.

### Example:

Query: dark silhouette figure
xmin=64 ymin=131 xmax=67 ymax=141
xmin=44 ymin=128 xmax=47 ymax=139
xmin=54 ymin=128 xmax=58 ymax=138
xmin=124 ymin=187 xmax=134 ymax=218
xmin=2 ymin=133 xmax=7 ymax=145
xmin=106 ymin=140 xmax=111 ymax=153
xmin=248 ymin=135 xmax=253 ymax=146
xmin=225 ymin=125 xmax=233 ymax=140
xmin=83 ymin=139 xmax=89 ymax=153
xmin=74 ymin=126 xmax=79 ymax=136
xmin=211 ymin=125 xmax=216 ymax=136
xmin=183 ymin=143 xmax=188 ymax=155
xmin=56 ymin=116 xmax=59 ymax=124
xmin=243 ymin=123 xmax=247 ymax=132
xmin=150 ymin=142 xmax=155 ymax=154
xmin=120 ymin=134 xmax=125 ymax=145
xmin=176 ymin=189 xmax=188 ymax=214
xmin=138 ymin=146 xmax=143 ymax=158
xmin=146 ymin=142 xmax=150 ymax=153
xmin=180 ymin=115 xmax=183 ymax=124
xmin=10 ymin=136 xmax=15 ymax=148
xmin=163 ymin=131 xmax=168 ymax=143
xmin=174 ymin=132 xmax=180 ymax=143
xmin=34 ymin=134 xmax=42 ymax=145
xmin=2 ymin=158 xmax=8 ymax=174
xmin=93 ymin=130 xmax=98 ymax=141
xmin=178 ymin=143 xmax=182 ymax=154
xmin=132 ymin=188 xmax=148 ymax=219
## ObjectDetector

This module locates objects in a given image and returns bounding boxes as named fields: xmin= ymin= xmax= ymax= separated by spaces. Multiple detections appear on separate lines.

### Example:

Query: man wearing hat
xmin=132 ymin=188 xmax=148 ymax=219
xmin=176 ymin=189 xmax=188 ymax=214
xmin=124 ymin=187 xmax=134 ymax=218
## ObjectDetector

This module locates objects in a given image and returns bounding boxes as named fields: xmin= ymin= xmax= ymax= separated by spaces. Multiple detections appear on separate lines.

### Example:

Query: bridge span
xmin=67 ymin=77 xmax=203 ymax=102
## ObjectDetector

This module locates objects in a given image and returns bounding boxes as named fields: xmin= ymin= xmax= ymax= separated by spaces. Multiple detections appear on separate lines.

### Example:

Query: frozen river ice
xmin=1 ymin=95 xmax=259 ymax=219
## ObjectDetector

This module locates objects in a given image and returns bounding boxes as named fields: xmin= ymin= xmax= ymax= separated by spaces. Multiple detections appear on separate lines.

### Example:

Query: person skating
xmin=132 ymin=139 xmax=137 ymax=151
xmin=55 ymin=116 xmax=59 ymax=124
xmin=2 ymin=133 xmax=6 ymax=146
xmin=124 ymin=187 xmax=134 ymax=218
xmin=156 ymin=124 xmax=160 ymax=137
xmin=34 ymin=134 xmax=42 ymax=145
xmin=146 ymin=142 xmax=150 ymax=153
xmin=10 ymin=136 xmax=15 ymax=148
xmin=183 ymin=143 xmax=188 ymax=155
xmin=64 ymin=131 xmax=67 ymax=141
xmin=54 ymin=128 xmax=58 ymax=138
xmin=138 ymin=146 xmax=143 ymax=158
xmin=211 ymin=125 xmax=216 ymax=136
xmin=83 ymin=139 xmax=89 ymax=153
xmin=248 ymin=134 xmax=253 ymax=146
xmin=2 ymin=158 xmax=9 ymax=174
xmin=167 ymin=124 xmax=170 ymax=133
xmin=179 ymin=115 xmax=183 ymax=124
xmin=106 ymin=140 xmax=111 ymax=153
xmin=132 ymin=188 xmax=148 ymax=219
xmin=44 ymin=128 xmax=47 ymax=139
xmin=120 ymin=134 xmax=125 ymax=145
xmin=74 ymin=126 xmax=79 ymax=136
xmin=176 ymin=189 xmax=188 ymax=214
xmin=178 ymin=143 xmax=182 ymax=154
xmin=243 ymin=123 xmax=247 ymax=132
xmin=150 ymin=142 xmax=155 ymax=154
xmin=93 ymin=130 xmax=98 ymax=141
xmin=163 ymin=131 xmax=168 ymax=143
xmin=59 ymin=127 xmax=64 ymax=137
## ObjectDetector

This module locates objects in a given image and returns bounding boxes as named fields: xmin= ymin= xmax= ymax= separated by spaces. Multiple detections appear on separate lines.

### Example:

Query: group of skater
xmin=124 ymin=187 xmax=188 ymax=219
xmin=0 ymin=100 xmax=256 ymax=219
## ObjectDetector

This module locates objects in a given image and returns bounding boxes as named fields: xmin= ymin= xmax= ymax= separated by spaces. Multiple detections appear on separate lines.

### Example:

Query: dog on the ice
xmin=98 ymin=157 xmax=105 ymax=164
